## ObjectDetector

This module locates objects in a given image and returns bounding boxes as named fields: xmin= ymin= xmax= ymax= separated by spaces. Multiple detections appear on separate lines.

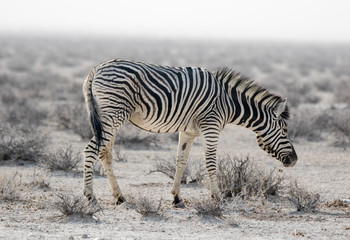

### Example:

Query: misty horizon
xmin=1 ymin=0 xmax=350 ymax=44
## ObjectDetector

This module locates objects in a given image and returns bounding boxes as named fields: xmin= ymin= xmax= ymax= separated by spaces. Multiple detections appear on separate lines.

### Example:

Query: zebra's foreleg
xmin=171 ymin=132 xmax=195 ymax=207
xmin=200 ymin=127 xmax=221 ymax=202
xmin=83 ymin=137 xmax=99 ymax=204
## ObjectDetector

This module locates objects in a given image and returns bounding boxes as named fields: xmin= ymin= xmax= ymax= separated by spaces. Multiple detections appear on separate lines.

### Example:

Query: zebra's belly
xmin=129 ymin=112 xmax=199 ymax=135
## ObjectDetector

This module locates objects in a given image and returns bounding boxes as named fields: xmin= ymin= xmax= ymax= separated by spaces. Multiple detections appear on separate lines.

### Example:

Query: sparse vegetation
xmin=289 ymin=107 xmax=350 ymax=147
xmin=288 ymin=180 xmax=320 ymax=212
xmin=42 ymin=145 xmax=80 ymax=171
xmin=216 ymin=155 xmax=285 ymax=199
xmin=335 ymin=79 xmax=350 ymax=105
xmin=288 ymin=108 xmax=323 ymax=141
xmin=283 ymin=82 xmax=320 ymax=108
xmin=0 ymin=172 xmax=22 ymax=201
xmin=56 ymin=103 xmax=92 ymax=140
xmin=329 ymin=109 xmax=350 ymax=147
xmin=151 ymin=156 xmax=206 ymax=184
xmin=6 ymin=100 xmax=48 ymax=127
xmin=28 ymin=170 xmax=51 ymax=189
xmin=127 ymin=194 xmax=162 ymax=217
xmin=0 ymin=124 xmax=49 ymax=163
xmin=55 ymin=193 xmax=101 ymax=217
xmin=191 ymin=197 xmax=224 ymax=218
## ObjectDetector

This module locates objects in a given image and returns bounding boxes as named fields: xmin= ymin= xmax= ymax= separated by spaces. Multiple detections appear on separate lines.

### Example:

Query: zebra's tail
xmin=83 ymin=70 xmax=103 ymax=151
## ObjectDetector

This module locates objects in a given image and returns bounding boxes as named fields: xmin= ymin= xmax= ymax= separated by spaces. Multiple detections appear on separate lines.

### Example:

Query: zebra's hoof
xmin=211 ymin=193 xmax=222 ymax=203
xmin=173 ymin=201 xmax=186 ymax=208
xmin=114 ymin=196 xmax=125 ymax=205
xmin=85 ymin=193 xmax=97 ymax=204
xmin=172 ymin=196 xmax=186 ymax=208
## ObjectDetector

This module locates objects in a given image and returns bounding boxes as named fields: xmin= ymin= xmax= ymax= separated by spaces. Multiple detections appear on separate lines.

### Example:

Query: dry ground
xmin=0 ymin=125 xmax=349 ymax=240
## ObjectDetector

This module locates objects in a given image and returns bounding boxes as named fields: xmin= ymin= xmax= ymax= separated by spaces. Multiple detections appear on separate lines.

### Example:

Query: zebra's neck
xmin=215 ymin=68 xmax=286 ymax=132
xmin=225 ymin=89 xmax=276 ymax=132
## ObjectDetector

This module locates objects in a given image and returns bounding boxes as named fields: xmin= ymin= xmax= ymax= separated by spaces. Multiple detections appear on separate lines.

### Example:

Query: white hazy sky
xmin=1 ymin=0 xmax=350 ymax=42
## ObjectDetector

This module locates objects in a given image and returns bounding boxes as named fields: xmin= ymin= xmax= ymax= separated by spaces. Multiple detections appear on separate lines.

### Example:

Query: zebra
xmin=82 ymin=59 xmax=297 ymax=206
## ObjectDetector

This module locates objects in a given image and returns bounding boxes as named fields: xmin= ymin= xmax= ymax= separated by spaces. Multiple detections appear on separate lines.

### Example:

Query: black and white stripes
xmin=82 ymin=59 xmax=297 ymax=205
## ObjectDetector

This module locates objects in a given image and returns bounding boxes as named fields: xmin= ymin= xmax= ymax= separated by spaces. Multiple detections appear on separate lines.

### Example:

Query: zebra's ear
xmin=275 ymin=98 xmax=287 ymax=117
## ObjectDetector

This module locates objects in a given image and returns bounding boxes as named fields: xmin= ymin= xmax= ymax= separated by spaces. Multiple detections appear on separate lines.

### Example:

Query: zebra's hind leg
xmin=98 ymin=130 xmax=125 ymax=205
xmin=83 ymin=136 xmax=99 ymax=204
xmin=171 ymin=132 xmax=195 ymax=208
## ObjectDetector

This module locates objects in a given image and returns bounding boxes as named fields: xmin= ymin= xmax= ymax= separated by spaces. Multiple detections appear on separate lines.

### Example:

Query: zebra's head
xmin=256 ymin=98 xmax=297 ymax=167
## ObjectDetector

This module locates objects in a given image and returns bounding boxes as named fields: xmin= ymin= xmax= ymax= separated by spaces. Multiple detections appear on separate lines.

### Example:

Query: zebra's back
xmin=91 ymin=59 xmax=222 ymax=134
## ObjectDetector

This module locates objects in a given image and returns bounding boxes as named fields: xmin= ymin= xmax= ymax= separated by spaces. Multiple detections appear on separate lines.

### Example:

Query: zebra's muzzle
xmin=282 ymin=146 xmax=297 ymax=167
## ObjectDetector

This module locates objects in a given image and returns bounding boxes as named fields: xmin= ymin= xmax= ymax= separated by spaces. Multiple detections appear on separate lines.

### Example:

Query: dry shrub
xmin=28 ymin=170 xmax=51 ymax=189
xmin=329 ymin=109 xmax=350 ymax=147
xmin=0 ymin=124 xmax=49 ymax=163
xmin=127 ymin=194 xmax=162 ymax=217
xmin=5 ymin=100 xmax=48 ymax=127
xmin=315 ymin=78 xmax=333 ymax=92
xmin=42 ymin=145 xmax=80 ymax=171
xmin=56 ymin=103 xmax=92 ymax=140
xmin=151 ymin=156 xmax=206 ymax=184
xmin=0 ymin=173 xmax=22 ymax=200
xmin=55 ymin=193 xmax=101 ymax=217
xmin=288 ymin=108 xmax=324 ymax=141
xmin=216 ymin=155 xmax=285 ymax=199
xmin=288 ymin=180 xmax=320 ymax=212
xmin=0 ymin=76 xmax=48 ymax=128
xmin=191 ymin=197 xmax=224 ymax=218
xmin=335 ymin=79 xmax=350 ymax=105
xmin=300 ymin=107 xmax=350 ymax=147
xmin=284 ymin=83 xmax=320 ymax=108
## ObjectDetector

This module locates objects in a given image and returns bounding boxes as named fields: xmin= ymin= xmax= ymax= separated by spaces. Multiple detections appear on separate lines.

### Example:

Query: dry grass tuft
xmin=216 ymin=155 xmax=285 ymax=199
xmin=335 ymin=79 xmax=350 ymax=105
xmin=288 ymin=108 xmax=323 ymax=141
xmin=55 ymin=103 xmax=92 ymax=140
xmin=191 ymin=197 xmax=224 ymax=218
xmin=329 ymin=110 xmax=350 ymax=147
xmin=288 ymin=181 xmax=320 ymax=212
xmin=151 ymin=156 xmax=206 ymax=184
xmin=0 ymin=172 xmax=22 ymax=201
xmin=126 ymin=194 xmax=162 ymax=217
xmin=28 ymin=170 xmax=51 ymax=189
xmin=55 ymin=193 xmax=101 ymax=217
xmin=289 ymin=107 xmax=350 ymax=147
xmin=42 ymin=145 xmax=80 ymax=171
xmin=0 ymin=124 xmax=49 ymax=163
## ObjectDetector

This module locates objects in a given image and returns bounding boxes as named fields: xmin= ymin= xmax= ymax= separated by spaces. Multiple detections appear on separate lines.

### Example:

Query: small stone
xmin=81 ymin=234 xmax=88 ymax=239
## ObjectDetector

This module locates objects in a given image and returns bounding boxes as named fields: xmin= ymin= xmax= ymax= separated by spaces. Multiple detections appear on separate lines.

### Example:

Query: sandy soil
xmin=1 ymin=124 xmax=349 ymax=240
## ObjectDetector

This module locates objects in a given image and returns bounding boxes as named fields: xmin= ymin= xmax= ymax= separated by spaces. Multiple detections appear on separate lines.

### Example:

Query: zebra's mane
xmin=214 ymin=68 xmax=289 ymax=120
